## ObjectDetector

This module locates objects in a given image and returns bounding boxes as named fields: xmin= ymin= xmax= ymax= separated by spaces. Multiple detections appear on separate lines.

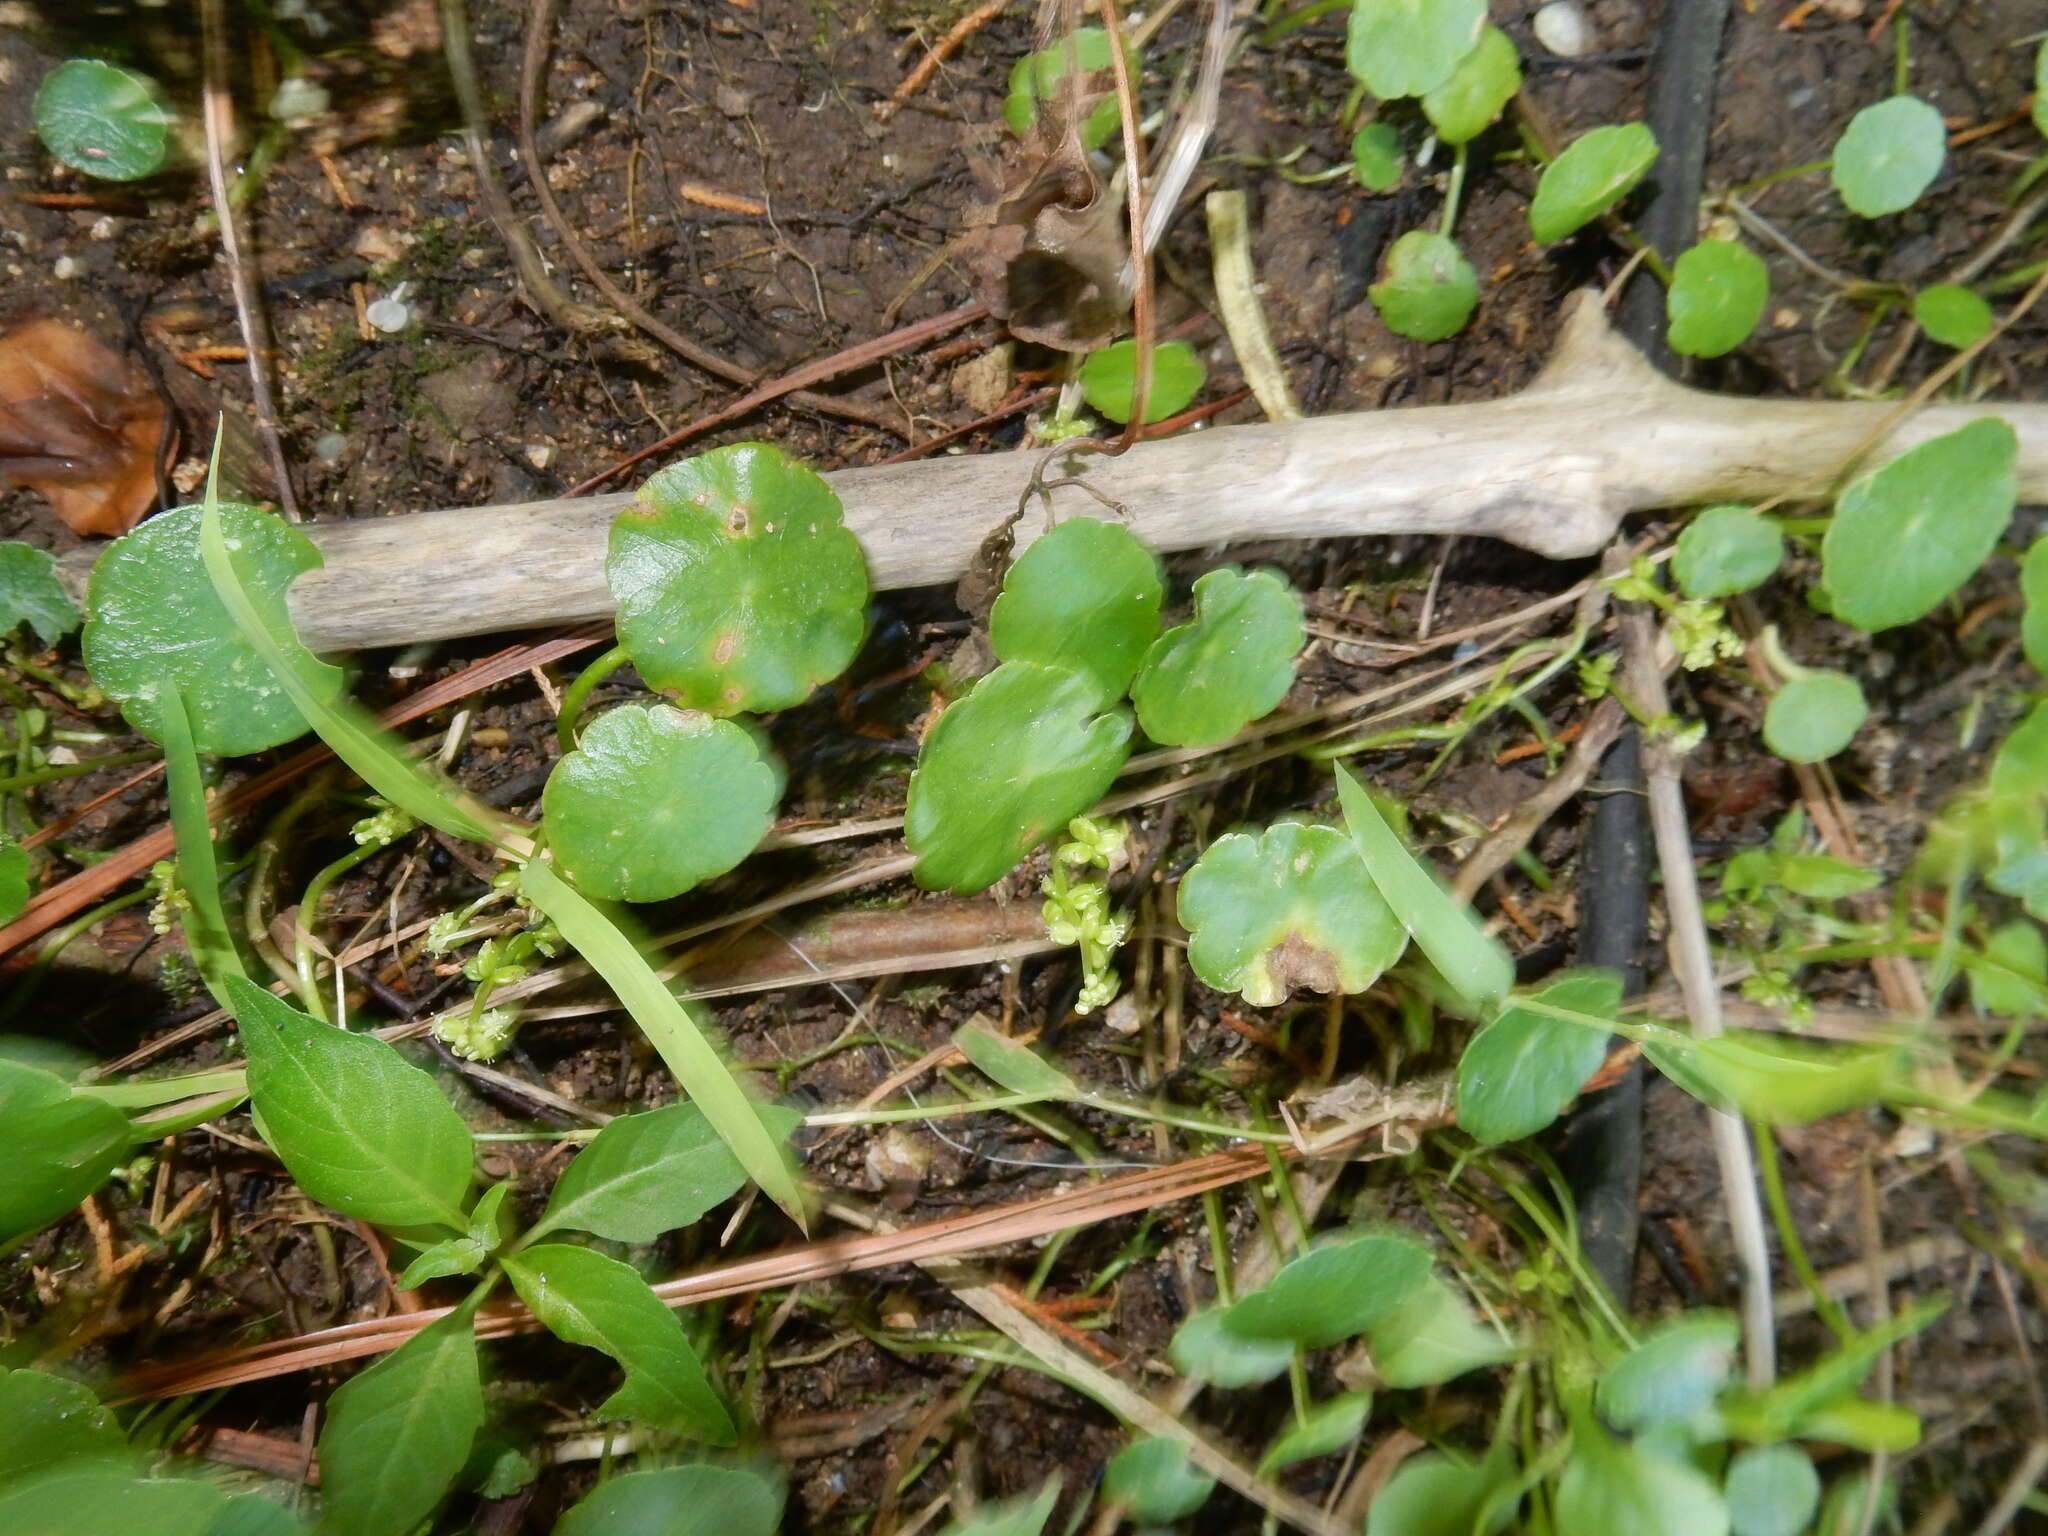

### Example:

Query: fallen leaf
xmin=0 ymin=318 xmax=165 ymax=536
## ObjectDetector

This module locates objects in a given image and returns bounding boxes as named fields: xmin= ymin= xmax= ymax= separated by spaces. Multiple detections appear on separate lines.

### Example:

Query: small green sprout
xmin=1041 ymin=815 xmax=1131 ymax=1014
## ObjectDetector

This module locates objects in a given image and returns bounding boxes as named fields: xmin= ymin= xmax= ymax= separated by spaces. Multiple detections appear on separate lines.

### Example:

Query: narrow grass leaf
xmin=952 ymin=1017 xmax=1080 ymax=1100
xmin=153 ymin=682 xmax=247 ymax=1004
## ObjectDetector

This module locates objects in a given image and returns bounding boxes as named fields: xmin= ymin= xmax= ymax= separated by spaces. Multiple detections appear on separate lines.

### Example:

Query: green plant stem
xmin=555 ymin=645 xmax=630 ymax=753
xmin=1254 ymin=0 xmax=1346 ymax=47
xmin=1203 ymin=1188 xmax=1235 ymax=1304
xmin=1751 ymin=1121 xmax=1855 ymax=1341
xmin=79 ymin=1067 xmax=249 ymax=1108
xmin=156 ymin=685 xmax=247 ymax=1005
xmin=0 ymin=749 xmax=160 ymax=795
xmin=292 ymin=833 xmax=407 ymax=1018
xmin=1440 ymin=143 xmax=1470 ymax=238
xmin=1721 ymin=158 xmax=1833 ymax=199
xmin=1892 ymin=10 xmax=1910 ymax=95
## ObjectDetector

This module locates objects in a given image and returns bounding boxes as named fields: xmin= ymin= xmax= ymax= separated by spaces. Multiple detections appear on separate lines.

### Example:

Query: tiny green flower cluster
xmin=1042 ymin=815 xmax=1131 ymax=1014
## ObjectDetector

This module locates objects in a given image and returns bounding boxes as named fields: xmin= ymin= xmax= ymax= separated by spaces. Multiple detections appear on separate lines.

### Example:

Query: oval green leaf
xmin=0 ymin=1366 xmax=125 ymax=1484
xmin=2022 ymin=536 xmax=2048 ymax=675
xmin=1667 ymin=240 xmax=1769 ymax=359
xmin=556 ymin=1465 xmax=785 ymax=1536
xmin=534 ymin=1101 xmax=799 ymax=1245
xmin=1370 ymin=1274 xmax=1510 ymax=1387
xmin=1130 ymin=567 xmax=1302 ymax=747
xmin=1223 ymin=1227 xmax=1435 ymax=1348
xmin=1912 ymin=284 xmax=1993 ymax=349
xmin=506 ymin=1244 xmax=735 ymax=1440
xmin=0 ymin=1060 xmax=132 ymax=1244
xmin=1177 ymin=821 xmax=1407 ymax=1006
xmin=1969 ymin=919 xmax=2047 ymax=1018
xmin=1078 ymin=339 xmax=1206 ymax=425
xmin=0 ymin=543 xmax=82 ymax=647
xmin=229 ymin=975 xmax=473 ymax=1232
xmin=1352 ymin=121 xmax=1403 ymax=190
xmin=1167 ymin=1307 xmax=1295 ymax=1387
xmin=543 ymin=703 xmax=780 ymax=903
xmin=318 ymin=1308 xmax=485 ymax=1536
xmin=1763 ymin=671 xmax=1867 ymax=764
xmin=1725 ymin=1445 xmax=1820 ymax=1536
xmin=1556 ymin=1432 xmax=1729 ymax=1536
xmin=609 ymin=443 xmax=869 ymax=716
xmin=1831 ymin=95 xmax=1944 ymax=217
xmin=1369 ymin=229 xmax=1480 ymax=342
xmin=1258 ymin=1391 xmax=1371 ymax=1473
xmin=1643 ymin=1028 xmax=1894 ymax=1125
xmin=952 ymin=1016 xmax=1081 ymax=1100
xmin=1673 ymin=505 xmax=1784 ymax=599
xmin=83 ymin=502 xmax=345 ymax=756
xmin=1457 ymin=969 xmax=1620 ymax=1145
xmin=1103 ymin=1438 xmax=1215 ymax=1523
xmin=1822 ymin=418 xmax=2019 ymax=632
xmin=34 ymin=60 xmax=175 ymax=182
xmin=989 ymin=516 xmax=1165 ymax=706
xmin=1347 ymin=0 xmax=1485 ymax=99
xmin=906 ymin=662 xmax=1133 ymax=893
xmin=1336 ymin=766 xmax=1514 ymax=1011
xmin=1367 ymin=1452 xmax=1516 ymax=1536
xmin=1596 ymin=1312 xmax=1740 ymax=1432
xmin=1420 ymin=27 xmax=1520 ymax=145
xmin=1528 ymin=122 xmax=1659 ymax=243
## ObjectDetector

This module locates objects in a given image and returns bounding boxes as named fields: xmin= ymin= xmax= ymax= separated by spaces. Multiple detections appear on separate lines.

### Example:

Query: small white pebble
xmin=89 ymin=216 xmax=116 ymax=240
xmin=524 ymin=443 xmax=554 ymax=470
xmin=1533 ymin=0 xmax=1593 ymax=58
xmin=366 ymin=281 xmax=415 ymax=333
xmin=52 ymin=256 xmax=77 ymax=280
xmin=314 ymin=431 xmax=349 ymax=464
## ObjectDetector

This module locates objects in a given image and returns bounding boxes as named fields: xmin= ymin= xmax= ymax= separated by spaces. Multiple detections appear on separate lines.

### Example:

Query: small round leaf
xmin=1168 ymin=1308 xmax=1295 ymax=1386
xmin=83 ymin=502 xmax=345 ymax=756
xmin=991 ymin=517 xmax=1164 ymax=706
xmin=0 ymin=543 xmax=82 ymax=647
xmin=542 ymin=703 xmax=780 ymax=903
xmin=1667 ymin=240 xmax=1769 ymax=359
xmin=608 ymin=444 xmax=869 ymax=716
xmin=1078 ymin=339 xmax=1205 ymax=425
xmin=1724 ymin=1445 xmax=1821 ymax=1536
xmin=34 ymin=60 xmax=175 ymax=182
xmin=1764 ymin=671 xmax=1867 ymax=763
xmin=1369 ymin=229 xmax=1480 ymax=342
xmin=1831 ymin=95 xmax=1945 ymax=217
xmin=1178 ymin=822 xmax=1406 ymax=1006
xmin=1456 ymin=970 xmax=1620 ymax=1145
xmin=1912 ymin=284 xmax=1993 ymax=349
xmin=1673 ymin=505 xmax=1784 ymax=599
xmin=1420 ymin=27 xmax=1520 ymax=145
xmin=1004 ymin=28 xmax=1124 ymax=151
xmin=1820 ymin=417 xmax=2017 ymax=631
xmin=1131 ymin=567 xmax=1302 ymax=747
xmin=1102 ymin=1439 xmax=1215 ymax=1524
xmin=1367 ymin=1453 xmax=1515 ymax=1536
xmin=1352 ymin=122 xmax=1403 ymax=190
xmin=1528 ymin=122 xmax=1659 ymax=243
xmin=1224 ymin=1228 xmax=1435 ymax=1348
xmin=906 ymin=662 xmax=1133 ymax=893
xmin=1347 ymin=0 xmax=1486 ymax=99
xmin=1596 ymin=1312 xmax=1740 ymax=1432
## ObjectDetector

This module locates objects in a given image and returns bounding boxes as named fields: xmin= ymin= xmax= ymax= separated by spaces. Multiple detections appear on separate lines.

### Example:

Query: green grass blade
xmin=193 ymin=442 xmax=508 ymax=848
xmin=1334 ymin=764 xmax=1513 ymax=1011
xmin=153 ymin=681 xmax=248 ymax=1006
xmin=519 ymin=856 xmax=807 ymax=1229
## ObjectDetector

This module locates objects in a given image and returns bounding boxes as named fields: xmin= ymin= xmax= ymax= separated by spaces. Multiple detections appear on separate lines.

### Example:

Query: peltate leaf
xmin=0 ymin=1059 xmax=130 ymax=1243
xmin=229 ymin=976 xmax=473 ymax=1232
xmin=556 ymin=1464 xmax=785 ymax=1536
xmin=534 ymin=1101 xmax=801 ymax=1244
xmin=83 ymin=502 xmax=344 ymax=756
xmin=506 ymin=1244 xmax=735 ymax=1441
xmin=1223 ymin=1227 xmax=1434 ymax=1348
xmin=1369 ymin=230 xmax=1480 ymax=342
xmin=906 ymin=661 xmax=1132 ymax=893
xmin=0 ymin=543 xmax=81 ymax=646
xmin=989 ymin=517 xmax=1164 ymax=706
xmin=1457 ymin=969 xmax=1620 ymax=1144
xmin=543 ymin=703 xmax=781 ymax=903
xmin=1672 ymin=506 xmax=1783 ymax=599
xmin=1724 ymin=1445 xmax=1821 ymax=1536
xmin=1528 ymin=123 xmax=1659 ymax=243
xmin=1103 ymin=1438 xmax=1215 ymax=1522
xmin=1667 ymin=241 xmax=1769 ymax=359
xmin=1420 ymin=26 xmax=1520 ymax=144
xmin=1763 ymin=671 xmax=1867 ymax=764
xmin=608 ymin=443 xmax=869 ymax=715
xmin=1556 ymin=1428 xmax=1729 ymax=1536
xmin=1078 ymin=339 xmax=1206 ymax=425
xmin=1821 ymin=418 xmax=2017 ymax=631
xmin=1831 ymin=95 xmax=1945 ymax=217
xmin=318 ymin=1308 xmax=485 ymax=1536
xmin=32 ymin=59 xmax=175 ymax=182
xmin=1130 ymin=567 xmax=1301 ymax=747
xmin=1346 ymin=0 xmax=1485 ymax=98
xmin=1177 ymin=821 xmax=1406 ymax=1006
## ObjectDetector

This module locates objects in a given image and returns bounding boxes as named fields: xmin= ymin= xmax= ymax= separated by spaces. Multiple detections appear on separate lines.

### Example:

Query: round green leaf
xmin=1167 ymin=1307 xmax=1295 ymax=1387
xmin=1370 ymin=1274 xmax=1510 ymax=1387
xmin=1103 ymin=1438 xmax=1215 ymax=1523
xmin=608 ymin=443 xmax=869 ymax=716
xmin=1352 ymin=121 xmax=1403 ymax=190
xmin=1821 ymin=418 xmax=2018 ymax=631
xmin=1529 ymin=122 xmax=1659 ymax=243
xmin=33 ymin=60 xmax=175 ymax=182
xmin=1223 ymin=1228 xmax=1435 ymax=1348
xmin=906 ymin=662 xmax=1132 ymax=893
xmin=1420 ymin=27 xmax=1520 ymax=145
xmin=1078 ymin=339 xmax=1206 ymax=425
xmin=1912 ymin=284 xmax=1993 ymax=349
xmin=543 ymin=703 xmax=780 ymax=903
xmin=1831 ymin=95 xmax=1945 ymax=217
xmin=0 ymin=542 xmax=82 ymax=647
xmin=1367 ymin=1452 xmax=1516 ymax=1536
xmin=1667 ymin=240 xmax=1769 ymax=359
xmin=83 ymin=502 xmax=344 ymax=756
xmin=1130 ymin=567 xmax=1302 ymax=747
xmin=1005 ymin=28 xmax=1124 ymax=151
xmin=1673 ymin=505 xmax=1784 ymax=599
xmin=1347 ymin=0 xmax=1485 ymax=99
xmin=1369 ymin=229 xmax=1480 ymax=342
xmin=557 ymin=1466 xmax=784 ymax=1536
xmin=1725 ymin=1446 xmax=1820 ymax=1536
xmin=1596 ymin=1312 xmax=1740 ymax=1432
xmin=1763 ymin=671 xmax=1867 ymax=764
xmin=1178 ymin=822 xmax=1406 ymax=1006
xmin=2022 ymin=536 xmax=2048 ymax=675
xmin=1457 ymin=969 xmax=1620 ymax=1145
xmin=1557 ymin=1434 xmax=1729 ymax=1536
xmin=991 ymin=516 xmax=1164 ymax=706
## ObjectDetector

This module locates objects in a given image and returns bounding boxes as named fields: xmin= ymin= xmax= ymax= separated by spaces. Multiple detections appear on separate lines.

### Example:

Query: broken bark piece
xmin=0 ymin=318 xmax=166 ymax=537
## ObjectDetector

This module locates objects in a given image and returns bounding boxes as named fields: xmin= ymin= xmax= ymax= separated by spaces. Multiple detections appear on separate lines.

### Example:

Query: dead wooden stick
xmin=269 ymin=291 xmax=2048 ymax=652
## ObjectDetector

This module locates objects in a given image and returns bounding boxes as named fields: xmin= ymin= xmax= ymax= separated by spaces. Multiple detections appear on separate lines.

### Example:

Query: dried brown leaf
xmin=0 ymin=318 xmax=165 ymax=536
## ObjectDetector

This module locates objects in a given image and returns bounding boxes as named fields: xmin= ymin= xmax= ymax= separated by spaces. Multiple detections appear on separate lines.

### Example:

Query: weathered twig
xmin=241 ymin=292 xmax=2048 ymax=653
